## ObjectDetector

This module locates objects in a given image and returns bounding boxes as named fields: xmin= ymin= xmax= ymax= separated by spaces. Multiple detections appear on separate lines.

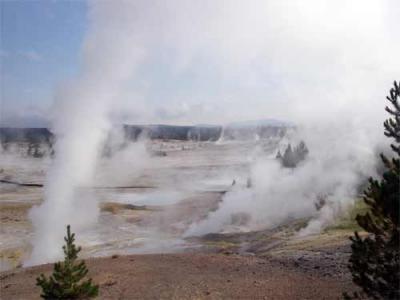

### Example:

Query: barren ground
xmin=1 ymin=252 xmax=356 ymax=300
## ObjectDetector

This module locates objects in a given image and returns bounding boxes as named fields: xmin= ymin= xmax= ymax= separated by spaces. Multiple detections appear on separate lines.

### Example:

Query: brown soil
xmin=0 ymin=202 xmax=33 ymax=224
xmin=0 ymin=253 xmax=356 ymax=300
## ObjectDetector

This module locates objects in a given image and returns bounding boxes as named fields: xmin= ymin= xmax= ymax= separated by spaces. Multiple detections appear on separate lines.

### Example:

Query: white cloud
xmin=79 ymin=0 xmax=398 ymax=126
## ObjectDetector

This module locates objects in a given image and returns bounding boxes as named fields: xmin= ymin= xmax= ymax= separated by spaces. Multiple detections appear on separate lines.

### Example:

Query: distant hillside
xmin=227 ymin=118 xmax=293 ymax=128
xmin=0 ymin=125 xmax=223 ymax=146
xmin=0 ymin=128 xmax=54 ymax=157
xmin=0 ymin=119 xmax=292 ymax=147
xmin=0 ymin=128 xmax=53 ymax=144
xmin=123 ymin=124 xmax=222 ymax=141
xmin=221 ymin=119 xmax=293 ymax=141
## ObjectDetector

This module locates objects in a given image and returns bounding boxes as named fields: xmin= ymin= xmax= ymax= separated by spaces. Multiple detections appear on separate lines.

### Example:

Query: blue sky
xmin=0 ymin=0 xmax=86 ymax=126
xmin=0 ymin=0 xmax=279 ymax=127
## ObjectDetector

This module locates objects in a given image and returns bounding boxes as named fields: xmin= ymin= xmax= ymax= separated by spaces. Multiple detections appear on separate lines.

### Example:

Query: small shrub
xmin=36 ymin=225 xmax=99 ymax=299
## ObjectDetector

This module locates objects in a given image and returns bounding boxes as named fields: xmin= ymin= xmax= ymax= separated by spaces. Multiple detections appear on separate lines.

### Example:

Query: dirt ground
xmin=0 ymin=253 xmax=356 ymax=300
xmin=0 ymin=190 xmax=359 ymax=299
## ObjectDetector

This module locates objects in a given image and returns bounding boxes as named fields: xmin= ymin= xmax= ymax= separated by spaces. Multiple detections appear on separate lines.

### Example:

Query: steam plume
xmin=27 ymin=1 xmax=146 ymax=265
xmin=26 ymin=0 xmax=399 ymax=263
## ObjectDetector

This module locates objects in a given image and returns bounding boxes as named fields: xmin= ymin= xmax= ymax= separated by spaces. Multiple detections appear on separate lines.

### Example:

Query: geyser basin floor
xmin=0 ymin=137 xmax=357 ymax=294
xmin=0 ymin=137 xmax=358 ymax=297
xmin=0 ymin=140 xmax=256 ymax=270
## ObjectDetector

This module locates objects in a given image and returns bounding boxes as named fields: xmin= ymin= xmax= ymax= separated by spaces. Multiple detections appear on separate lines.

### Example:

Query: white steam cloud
xmin=27 ymin=1 xmax=147 ymax=265
xmin=27 ymin=0 xmax=399 ymax=263
xmin=185 ymin=122 xmax=383 ymax=236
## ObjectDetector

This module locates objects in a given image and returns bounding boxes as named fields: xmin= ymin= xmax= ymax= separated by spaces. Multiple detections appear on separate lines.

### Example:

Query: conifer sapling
xmin=36 ymin=225 xmax=99 ymax=299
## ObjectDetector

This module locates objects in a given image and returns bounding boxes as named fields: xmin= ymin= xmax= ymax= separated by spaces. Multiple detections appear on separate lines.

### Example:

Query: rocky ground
xmin=1 ymin=252 xmax=357 ymax=300
xmin=0 ymin=216 xmax=359 ymax=299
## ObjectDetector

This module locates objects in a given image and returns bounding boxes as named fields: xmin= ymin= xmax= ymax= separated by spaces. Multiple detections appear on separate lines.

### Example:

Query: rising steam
xmin=27 ymin=0 xmax=399 ymax=264
xmin=27 ymin=1 xmax=147 ymax=265
xmin=185 ymin=122 xmax=384 ymax=236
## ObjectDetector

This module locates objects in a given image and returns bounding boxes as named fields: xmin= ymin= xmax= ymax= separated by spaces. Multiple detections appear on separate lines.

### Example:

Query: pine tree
xmin=36 ymin=225 xmax=99 ymax=299
xmin=346 ymin=81 xmax=400 ymax=299
xmin=282 ymin=144 xmax=296 ymax=168
xmin=278 ymin=141 xmax=309 ymax=168
xmin=295 ymin=140 xmax=309 ymax=161
xmin=276 ymin=150 xmax=282 ymax=159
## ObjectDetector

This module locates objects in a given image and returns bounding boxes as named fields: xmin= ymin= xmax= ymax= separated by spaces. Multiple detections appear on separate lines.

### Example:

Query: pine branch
xmin=346 ymin=81 xmax=400 ymax=300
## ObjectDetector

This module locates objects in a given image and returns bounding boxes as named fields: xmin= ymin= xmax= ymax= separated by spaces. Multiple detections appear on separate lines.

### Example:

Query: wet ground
xmin=0 ymin=139 xmax=279 ymax=270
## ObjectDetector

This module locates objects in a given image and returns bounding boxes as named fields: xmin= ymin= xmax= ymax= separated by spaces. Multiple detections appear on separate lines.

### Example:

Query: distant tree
xmin=294 ymin=140 xmax=309 ymax=161
xmin=36 ymin=225 xmax=99 ymax=299
xmin=282 ymin=144 xmax=296 ymax=168
xmin=246 ymin=177 xmax=252 ymax=188
xmin=277 ymin=141 xmax=309 ymax=168
xmin=32 ymin=143 xmax=43 ymax=158
xmin=27 ymin=143 xmax=34 ymax=157
xmin=276 ymin=150 xmax=282 ymax=159
xmin=345 ymin=81 xmax=400 ymax=299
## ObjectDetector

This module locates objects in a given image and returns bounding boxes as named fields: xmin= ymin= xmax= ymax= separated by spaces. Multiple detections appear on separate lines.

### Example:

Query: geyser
xmin=26 ymin=1 xmax=147 ymax=265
